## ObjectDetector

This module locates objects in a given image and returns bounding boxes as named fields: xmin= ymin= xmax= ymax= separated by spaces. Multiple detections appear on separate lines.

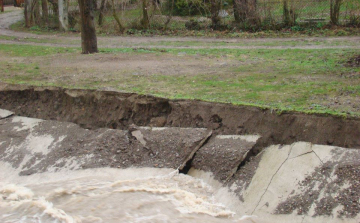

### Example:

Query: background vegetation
xmin=21 ymin=0 xmax=360 ymax=34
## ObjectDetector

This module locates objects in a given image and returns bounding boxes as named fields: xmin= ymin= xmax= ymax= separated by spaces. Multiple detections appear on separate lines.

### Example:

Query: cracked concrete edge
xmin=251 ymin=144 xmax=294 ymax=214
xmin=178 ymin=130 xmax=213 ymax=171
xmin=311 ymin=146 xmax=324 ymax=165
xmin=236 ymin=144 xmax=286 ymax=214
xmin=252 ymin=142 xmax=343 ymax=219
xmin=225 ymin=148 xmax=254 ymax=183
xmin=224 ymin=135 xmax=262 ymax=182
xmin=288 ymin=142 xmax=312 ymax=159
xmin=225 ymin=150 xmax=251 ymax=182
xmin=0 ymin=109 xmax=14 ymax=119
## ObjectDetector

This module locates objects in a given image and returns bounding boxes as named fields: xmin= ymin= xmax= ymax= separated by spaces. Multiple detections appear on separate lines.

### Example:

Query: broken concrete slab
xmin=130 ymin=126 xmax=212 ymax=170
xmin=221 ymin=142 xmax=360 ymax=222
xmin=275 ymin=144 xmax=360 ymax=219
xmin=0 ymin=116 xmax=212 ymax=175
xmin=191 ymin=134 xmax=260 ymax=182
xmin=0 ymin=109 xmax=13 ymax=119
xmin=0 ymin=116 xmax=143 ymax=175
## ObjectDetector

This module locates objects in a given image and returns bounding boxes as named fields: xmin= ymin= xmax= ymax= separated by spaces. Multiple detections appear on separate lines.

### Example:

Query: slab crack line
xmin=288 ymin=151 xmax=313 ymax=160
xmin=311 ymin=148 xmax=324 ymax=165
xmin=178 ymin=130 xmax=212 ymax=172
xmin=251 ymin=145 xmax=293 ymax=215
xmin=0 ymin=113 xmax=14 ymax=120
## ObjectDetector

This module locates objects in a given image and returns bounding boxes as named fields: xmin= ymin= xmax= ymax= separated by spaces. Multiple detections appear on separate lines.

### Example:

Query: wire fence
xmin=86 ymin=0 xmax=359 ymax=32
xmin=255 ymin=0 xmax=360 ymax=23
xmin=21 ymin=0 xmax=360 ymax=31
xmin=4 ymin=0 xmax=14 ymax=5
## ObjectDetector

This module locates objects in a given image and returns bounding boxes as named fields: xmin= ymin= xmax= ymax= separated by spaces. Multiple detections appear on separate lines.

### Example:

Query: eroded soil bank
xmin=0 ymin=84 xmax=359 ymax=151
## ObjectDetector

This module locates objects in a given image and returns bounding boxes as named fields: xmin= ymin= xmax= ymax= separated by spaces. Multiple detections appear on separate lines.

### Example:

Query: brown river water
xmin=0 ymin=165 xmax=264 ymax=223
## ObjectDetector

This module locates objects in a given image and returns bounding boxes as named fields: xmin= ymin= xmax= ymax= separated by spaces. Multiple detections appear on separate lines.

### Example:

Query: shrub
xmin=165 ymin=0 xmax=209 ymax=16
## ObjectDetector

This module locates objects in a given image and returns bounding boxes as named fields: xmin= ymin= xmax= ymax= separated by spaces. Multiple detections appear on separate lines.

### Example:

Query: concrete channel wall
xmin=1 ymin=109 xmax=360 ymax=222
xmin=1 ymin=85 xmax=360 ymax=222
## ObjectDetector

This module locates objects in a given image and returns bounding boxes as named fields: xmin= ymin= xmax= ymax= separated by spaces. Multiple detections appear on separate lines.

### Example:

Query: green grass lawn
xmin=0 ymin=44 xmax=359 ymax=117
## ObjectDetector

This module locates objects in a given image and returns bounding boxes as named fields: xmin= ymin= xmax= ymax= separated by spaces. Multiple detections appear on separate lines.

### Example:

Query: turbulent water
xmin=0 ymin=165 xmax=260 ymax=223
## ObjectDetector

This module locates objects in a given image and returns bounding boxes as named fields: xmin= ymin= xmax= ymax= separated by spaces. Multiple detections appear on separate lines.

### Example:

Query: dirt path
xmin=1 ymin=7 xmax=360 ymax=49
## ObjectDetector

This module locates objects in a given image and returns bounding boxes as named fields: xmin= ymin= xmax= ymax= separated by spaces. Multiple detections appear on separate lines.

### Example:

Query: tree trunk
xmin=234 ymin=0 xmax=258 ymax=24
xmin=92 ymin=0 xmax=97 ymax=10
xmin=78 ymin=0 xmax=98 ymax=54
xmin=163 ymin=0 xmax=174 ymax=30
xmin=330 ymin=0 xmax=342 ymax=25
xmin=1 ymin=0 xmax=4 ymax=13
xmin=48 ymin=0 xmax=58 ymax=18
xmin=140 ymin=0 xmax=149 ymax=29
xmin=98 ymin=0 xmax=106 ymax=26
xmin=58 ymin=0 xmax=69 ymax=31
xmin=42 ymin=0 xmax=49 ymax=24
xmin=283 ymin=0 xmax=296 ymax=26
xmin=34 ymin=0 xmax=41 ymax=25
xmin=29 ymin=0 xmax=36 ymax=25
xmin=236 ymin=0 xmax=247 ymax=22
xmin=111 ymin=0 xmax=125 ymax=33
xmin=24 ymin=0 xmax=32 ymax=27
xmin=233 ymin=0 xmax=240 ymax=23
xmin=283 ymin=0 xmax=290 ymax=25
xmin=210 ymin=0 xmax=221 ymax=28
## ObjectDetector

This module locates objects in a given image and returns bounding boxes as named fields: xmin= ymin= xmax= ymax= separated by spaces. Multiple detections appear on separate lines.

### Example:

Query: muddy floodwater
xmin=0 ymin=166 xmax=264 ymax=223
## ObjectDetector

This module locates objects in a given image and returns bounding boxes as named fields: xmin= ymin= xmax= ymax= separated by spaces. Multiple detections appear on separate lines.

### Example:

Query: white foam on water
xmin=0 ymin=165 xmax=262 ymax=223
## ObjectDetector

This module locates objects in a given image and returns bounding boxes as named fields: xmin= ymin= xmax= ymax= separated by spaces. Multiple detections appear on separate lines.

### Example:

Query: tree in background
xmin=283 ymin=0 xmax=296 ymax=26
xmin=41 ymin=0 xmax=49 ymax=24
xmin=210 ymin=0 xmax=221 ymax=28
xmin=48 ymin=0 xmax=59 ymax=21
xmin=233 ymin=0 xmax=240 ymax=23
xmin=330 ymin=0 xmax=342 ymax=25
xmin=140 ymin=0 xmax=150 ymax=29
xmin=166 ymin=0 xmax=207 ymax=17
xmin=58 ymin=0 xmax=68 ymax=30
xmin=233 ymin=0 xmax=258 ymax=25
xmin=78 ymin=0 xmax=98 ymax=54
xmin=111 ymin=0 xmax=125 ymax=32
xmin=24 ymin=0 xmax=32 ymax=27
xmin=98 ymin=0 xmax=106 ymax=26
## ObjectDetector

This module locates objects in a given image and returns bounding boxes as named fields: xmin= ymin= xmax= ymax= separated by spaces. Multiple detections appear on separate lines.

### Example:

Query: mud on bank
xmin=0 ymin=84 xmax=359 ymax=151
